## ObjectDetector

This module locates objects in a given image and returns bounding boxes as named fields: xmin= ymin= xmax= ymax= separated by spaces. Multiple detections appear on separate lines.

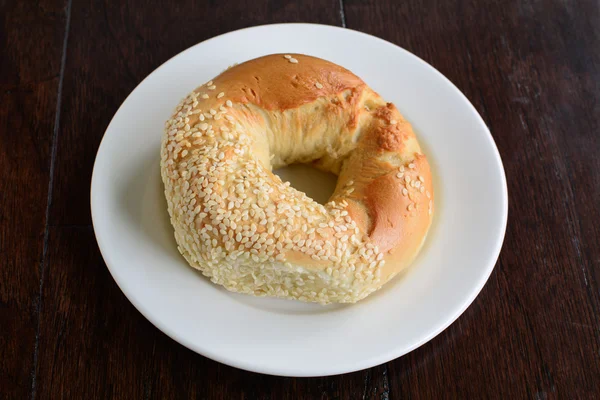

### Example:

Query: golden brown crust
xmin=213 ymin=54 xmax=365 ymax=111
xmin=161 ymin=54 xmax=434 ymax=303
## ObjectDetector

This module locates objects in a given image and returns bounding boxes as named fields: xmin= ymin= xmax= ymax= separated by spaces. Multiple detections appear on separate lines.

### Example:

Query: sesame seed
xmin=418 ymin=175 xmax=425 ymax=183
xmin=289 ymin=58 xmax=299 ymax=64
xmin=208 ymin=85 xmax=216 ymax=90
xmin=202 ymin=94 xmax=209 ymax=99
xmin=226 ymin=100 xmax=233 ymax=107
xmin=409 ymin=163 xmax=415 ymax=169
xmin=161 ymin=83 xmax=408 ymax=304
xmin=207 ymin=80 xmax=213 ymax=86
xmin=217 ymin=92 xmax=225 ymax=98
xmin=284 ymin=55 xmax=292 ymax=59
xmin=315 ymin=82 xmax=324 ymax=89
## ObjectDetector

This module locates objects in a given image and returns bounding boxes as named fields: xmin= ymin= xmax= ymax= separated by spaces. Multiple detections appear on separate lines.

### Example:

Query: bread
xmin=160 ymin=54 xmax=434 ymax=304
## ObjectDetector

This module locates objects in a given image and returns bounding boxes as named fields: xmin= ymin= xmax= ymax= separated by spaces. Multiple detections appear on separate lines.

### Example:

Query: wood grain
xmin=33 ymin=0 xmax=383 ymax=399
xmin=48 ymin=0 xmax=342 ymax=226
xmin=344 ymin=0 xmax=600 ymax=397
xmin=1 ymin=0 xmax=599 ymax=398
xmin=0 ymin=1 xmax=67 ymax=398
xmin=35 ymin=229 xmax=379 ymax=398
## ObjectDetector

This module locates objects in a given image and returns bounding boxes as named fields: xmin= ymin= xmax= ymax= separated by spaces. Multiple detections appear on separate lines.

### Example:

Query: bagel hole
xmin=274 ymin=164 xmax=337 ymax=205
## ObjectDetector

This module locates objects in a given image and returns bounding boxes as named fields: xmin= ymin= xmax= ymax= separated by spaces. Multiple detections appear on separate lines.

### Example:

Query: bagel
xmin=160 ymin=54 xmax=434 ymax=304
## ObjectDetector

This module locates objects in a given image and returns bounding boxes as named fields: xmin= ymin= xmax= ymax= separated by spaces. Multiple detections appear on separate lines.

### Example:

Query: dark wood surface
xmin=1 ymin=0 xmax=598 ymax=398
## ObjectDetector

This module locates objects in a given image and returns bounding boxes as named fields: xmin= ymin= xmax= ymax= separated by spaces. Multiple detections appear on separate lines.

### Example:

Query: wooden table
xmin=2 ymin=0 xmax=599 ymax=398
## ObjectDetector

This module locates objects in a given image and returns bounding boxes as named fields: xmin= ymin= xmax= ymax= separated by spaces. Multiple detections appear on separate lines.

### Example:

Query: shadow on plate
xmin=118 ymin=149 xmax=435 ymax=315
xmin=273 ymin=163 xmax=337 ymax=205
xmin=119 ymin=149 xmax=180 ymax=260
xmin=228 ymin=289 xmax=352 ymax=316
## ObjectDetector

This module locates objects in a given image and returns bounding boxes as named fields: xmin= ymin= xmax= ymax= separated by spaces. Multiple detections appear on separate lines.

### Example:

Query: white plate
xmin=91 ymin=23 xmax=508 ymax=377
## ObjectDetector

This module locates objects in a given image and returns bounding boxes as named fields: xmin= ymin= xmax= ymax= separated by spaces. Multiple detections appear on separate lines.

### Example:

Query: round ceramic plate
xmin=91 ymin=23 xmax=508 ymax=377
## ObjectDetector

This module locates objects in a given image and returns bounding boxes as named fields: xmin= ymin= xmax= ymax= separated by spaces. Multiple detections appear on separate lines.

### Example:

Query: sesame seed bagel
xmin=160 ymin=54 xmax=434 ymax=304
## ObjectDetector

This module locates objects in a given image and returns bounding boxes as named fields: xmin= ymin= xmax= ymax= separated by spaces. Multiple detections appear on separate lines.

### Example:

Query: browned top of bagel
xmin=211 ymin=54 xmax=365 ymax=111
xmin=161 ymin=54 xmax=434 ymax=303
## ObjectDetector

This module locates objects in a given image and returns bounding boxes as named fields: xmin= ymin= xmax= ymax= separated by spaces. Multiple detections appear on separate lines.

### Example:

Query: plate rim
xmin=91 ymin=22 xmax=509 ymax=377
